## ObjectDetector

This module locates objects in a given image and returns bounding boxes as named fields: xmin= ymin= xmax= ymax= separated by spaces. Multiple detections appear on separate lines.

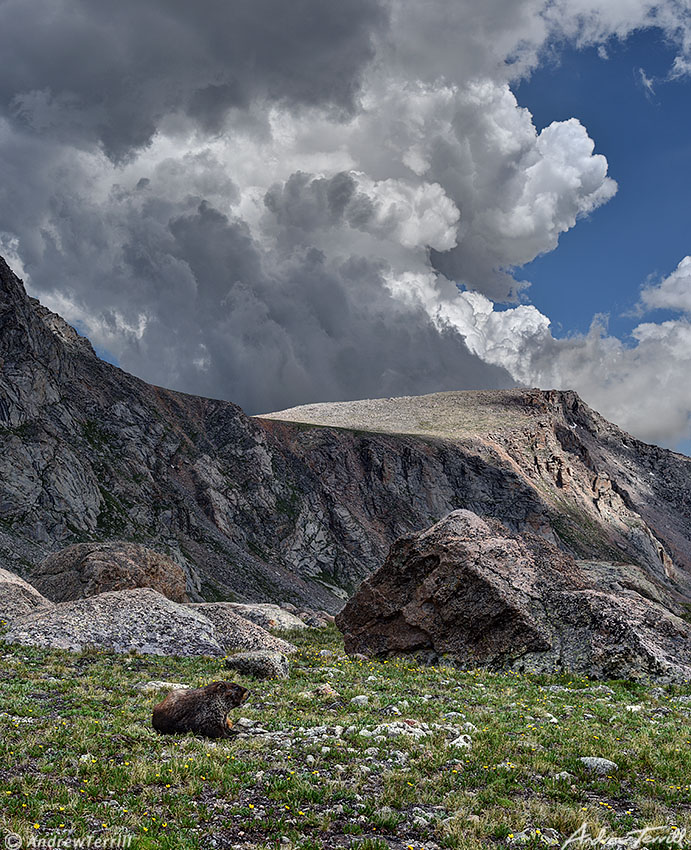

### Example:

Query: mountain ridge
xmin=1 ymin=256 xmax=690 ymax=611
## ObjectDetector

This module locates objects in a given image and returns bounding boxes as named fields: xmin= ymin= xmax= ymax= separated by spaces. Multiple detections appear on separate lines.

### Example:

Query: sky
xmin=0 ymin=0 xmax=690 ymax=453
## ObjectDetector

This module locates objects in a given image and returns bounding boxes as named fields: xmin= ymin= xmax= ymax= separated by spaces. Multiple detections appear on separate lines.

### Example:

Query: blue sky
xmin=515 ymin=29 xmax=691 ymax=455
xmin=517 ymin=29 xmax=691 ymax=341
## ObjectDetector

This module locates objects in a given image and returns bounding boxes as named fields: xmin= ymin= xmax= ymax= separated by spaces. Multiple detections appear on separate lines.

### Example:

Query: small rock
xmin=319 ymin=649 xmax=334 ymax=658
xmin=225 ymin=650 xmax=289 ymax=679
xmin=351 ymin=695 xmax=369 ymax=706
xmin=554 ymin=771 xmax=574 ymax=781
xmin=315 ymin=683 xmax=340 ymax=698
xmin=450 ymin=734 xmax=472 ymax=749
xmin=579 ymin=756 xmax=618 ymax=775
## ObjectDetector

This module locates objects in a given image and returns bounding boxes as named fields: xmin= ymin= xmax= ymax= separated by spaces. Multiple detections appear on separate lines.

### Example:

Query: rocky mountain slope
xmin=1 ymin=256 xmax=690 ymax=611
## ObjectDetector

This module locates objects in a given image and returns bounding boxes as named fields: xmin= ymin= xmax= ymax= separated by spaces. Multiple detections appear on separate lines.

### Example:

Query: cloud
xmin=0 ymin=0 xmax=387 ymax=159
xmin=1 ymin=0 xmax=691 ymax=443
xmin=639 ymin=67 xmax=656 ymax=98
xmin=264 ymin=170 xmax=460 ymax=252
xmin=427 ymin=272 xmax=691 ymax=445
xmin=639 ymin=256 xmax=691 ymax=314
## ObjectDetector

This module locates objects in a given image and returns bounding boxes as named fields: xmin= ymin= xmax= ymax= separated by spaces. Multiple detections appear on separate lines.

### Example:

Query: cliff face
xmin=1 ymin=256 xmax=690 ymax=611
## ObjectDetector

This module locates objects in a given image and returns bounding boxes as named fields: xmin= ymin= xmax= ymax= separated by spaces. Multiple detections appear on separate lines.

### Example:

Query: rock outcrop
xmin=3 ymin=588 xmax=223 ymax=656
xmin=0 ymin=567 xmax=53 ymax=624
xmin=2 ymin=584 xmax=298 ymax=657
xmin=336 ymin=511 xmax=691 ymax=682
xmin=32 ymin=542 xmax=189 ymax=603
xmin=1 ymin=256 xmax=690 ymax=612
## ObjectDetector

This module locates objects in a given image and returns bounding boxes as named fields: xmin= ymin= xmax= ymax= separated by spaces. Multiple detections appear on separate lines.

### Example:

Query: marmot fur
xmin=152 ymin=681 xmax=249 ymax=738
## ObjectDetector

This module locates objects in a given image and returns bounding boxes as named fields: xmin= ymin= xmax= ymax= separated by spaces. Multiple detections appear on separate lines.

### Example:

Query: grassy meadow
xmin=0 ymin=625 xmax=690 ymax=849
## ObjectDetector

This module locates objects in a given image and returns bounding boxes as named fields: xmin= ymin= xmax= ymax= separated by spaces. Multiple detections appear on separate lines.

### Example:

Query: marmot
xmin=152 ymin=681 xmax=249 ymax=738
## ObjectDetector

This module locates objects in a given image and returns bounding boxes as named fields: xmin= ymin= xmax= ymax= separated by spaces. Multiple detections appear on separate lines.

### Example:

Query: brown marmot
xmin=152 ymin=681 xmax=249 ymax=738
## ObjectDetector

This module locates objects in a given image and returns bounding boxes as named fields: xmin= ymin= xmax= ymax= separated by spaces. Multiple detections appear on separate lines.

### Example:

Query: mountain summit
xmin=1 ymin=257 xmax=690 ymax=611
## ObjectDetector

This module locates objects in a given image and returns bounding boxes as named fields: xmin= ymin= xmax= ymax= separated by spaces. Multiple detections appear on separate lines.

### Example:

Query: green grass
xmin=0 ymin=626 xmax=689 ymax=849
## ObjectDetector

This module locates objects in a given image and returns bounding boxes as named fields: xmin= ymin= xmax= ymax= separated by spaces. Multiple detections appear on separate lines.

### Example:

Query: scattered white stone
xmin=554 ymin=771 xmax=575 ymax=781
xmin=625 ymin=704 xmax=643 ymax=713
xmin=136 ymin=680 xmax=190 ymax=693
xmin=508 ymin=828 xmax=560 ymax=846
xmin=351 ymin=695 xmax=369 ymax=706
xmin=450 ymin=734 xmax=472 ymax=749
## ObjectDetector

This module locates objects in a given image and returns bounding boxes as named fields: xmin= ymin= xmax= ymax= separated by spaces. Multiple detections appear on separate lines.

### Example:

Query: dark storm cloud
xmin=264 ymin=172 xmax=376 ymax=235
xmin=0 ymin=0 xmax=386 ymax=159
xmin=162 ymin=202 xmax=514 ymax=411
xmin=16 ymin=177 xmax=512 ymax=412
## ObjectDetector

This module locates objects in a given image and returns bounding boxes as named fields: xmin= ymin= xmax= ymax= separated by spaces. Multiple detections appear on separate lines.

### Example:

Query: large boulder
xmin=32 ymin=542 xmax=189 ymax=603
xmin=0 ymin=567 xmax=53 ymax=625
xmin=336 ymin=511 xmax=691 ymax=683
xmin=3 ymin=588 xmax=221 ymax=656
xmin=191 ymin=603 xmax=296 ymax=654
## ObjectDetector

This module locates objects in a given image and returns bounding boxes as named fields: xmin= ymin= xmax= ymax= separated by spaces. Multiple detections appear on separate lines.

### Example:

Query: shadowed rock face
xmin=335 ymin=511 xmax=691 ymax=682
xmin=1 ymin=255 xmax=690 ymax=611
xmin=33 ymin=542 xmax=189 ymax=603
